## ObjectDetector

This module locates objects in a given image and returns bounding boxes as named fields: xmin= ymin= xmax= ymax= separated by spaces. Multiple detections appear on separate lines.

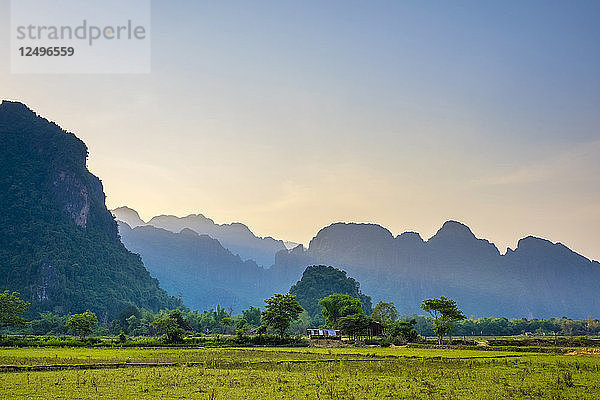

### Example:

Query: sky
xmin=1 ymin=1 xmax=599 ymax=260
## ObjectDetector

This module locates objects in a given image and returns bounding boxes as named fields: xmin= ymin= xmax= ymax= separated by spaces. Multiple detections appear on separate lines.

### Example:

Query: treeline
xmin=2 ymin=304 xmax=310 ymax=338
xmin=3 ymin=289 xmax=599 ymax=341
xmin=4 ymin=306 xmax=600 ymax=340
xmin=410 ymin=315 xmax=600 ymax=337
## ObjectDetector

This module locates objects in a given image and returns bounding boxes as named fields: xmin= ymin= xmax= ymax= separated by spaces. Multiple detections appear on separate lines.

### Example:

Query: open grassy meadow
xmin=1 ymin=346 xmax=599 ymax=399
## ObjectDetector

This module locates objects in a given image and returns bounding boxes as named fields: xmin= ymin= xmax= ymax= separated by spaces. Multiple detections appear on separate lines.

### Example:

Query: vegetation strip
xmin=0 ymin=354 xmax=529 ymax=373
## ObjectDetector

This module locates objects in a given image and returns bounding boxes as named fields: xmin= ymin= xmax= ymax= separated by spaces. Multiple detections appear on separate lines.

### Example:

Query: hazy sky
xmin=1 ymin=1 xmax=599 ymax=260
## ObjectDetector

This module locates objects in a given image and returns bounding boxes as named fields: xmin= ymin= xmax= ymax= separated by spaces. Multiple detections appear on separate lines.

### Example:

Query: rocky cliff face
xmin=52 ymin=170 xmax=90 ymax=228
xmin=0 ymin=101 xmax=181 ymax=317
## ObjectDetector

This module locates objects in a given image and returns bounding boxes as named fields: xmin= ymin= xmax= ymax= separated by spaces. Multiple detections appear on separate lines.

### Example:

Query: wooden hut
xmin=367 ymin=321 xmax=385 ymax=338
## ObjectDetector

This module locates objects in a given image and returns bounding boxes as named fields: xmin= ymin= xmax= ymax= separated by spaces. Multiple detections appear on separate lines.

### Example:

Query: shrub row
xmin=0 ymin=334 xmax=309 ymax=348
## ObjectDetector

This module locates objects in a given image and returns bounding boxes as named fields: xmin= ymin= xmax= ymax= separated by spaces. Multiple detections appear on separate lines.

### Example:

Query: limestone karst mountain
xmin=0 ymin=101 xmax=181 ymax=317
xmin=272 ymin=222 xmax=600 ymax=318
xmin=117 ymin=215 xmax=600 ymax=318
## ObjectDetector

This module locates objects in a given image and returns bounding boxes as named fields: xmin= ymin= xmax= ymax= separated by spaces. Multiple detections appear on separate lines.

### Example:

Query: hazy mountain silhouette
xmin=117 ymin=222 xmax=275 ymax=311
xmin=112 ymin=207 xmax=286 ymax=267
xmin=272 ymin=222 xmax=600 ymax=318
xmin=0 ymin=101 xmax=181 ymax=318
xmin=117 ymin=214 xmax=600 ymax=318
xmin=112 ymin=206 xmax=146 ymax=228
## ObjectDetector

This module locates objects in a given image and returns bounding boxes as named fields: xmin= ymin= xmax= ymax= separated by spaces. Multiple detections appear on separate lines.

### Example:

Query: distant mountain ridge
xmin=116 ymin=210 xmax=600 ymax=318
xmin=272 ymin=221 xmax=600 ymax=318
xmin=117 ymin=221 xmax=275 ymax=311
xmin=0 ymin=101 xmax=181 ymax=318
xmin=112 ymin=206 xmax=286 ymax=267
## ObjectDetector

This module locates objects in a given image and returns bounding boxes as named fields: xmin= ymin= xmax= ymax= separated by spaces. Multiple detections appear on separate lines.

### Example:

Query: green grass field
xmin=1 ymin=346 xmax=599 ymax=399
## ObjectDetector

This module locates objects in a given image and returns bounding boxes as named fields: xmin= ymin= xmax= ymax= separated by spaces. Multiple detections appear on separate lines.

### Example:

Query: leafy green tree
xmin=242 ymin=306 xmax=262 ymax=327
xmin=221 ymin=316 xmax=233 ymax=328
xmin=421 ymin=297 xmax=465 ymax=344
xmin=319 ymin=294 xmax=363 ymax=329
xmin=65 ymin=310 xmax=98 ymax=340
xmin=261 ymin=294 xmax=304 ymax=338
xmin=183 ymin=306 xmax=236 ymax=334
xmin=30 ymin=312 xmax=69 ymax=335
xmin=116 ymin=304 xmax=142 ymax=334
xmin=0 ymin=291 xmax=30 ymax=330
xmin=126 ymin=314 xmax=140 ymax=334
xmin=256 ymin=325 xmax=267 ymax=335
xmin=289 ymin=310 xmax=311 ymax=335
xmin=152 ymin=316 xmax=184 ymax=343
xmin=338 ymin=314 xmax=370 ymax=339
xmin=152 ymin=309 xmax=189 ymax=343
xmin=386 ymin=319 xmax=419 ymax=342
xmin=371 ymin=301 xmax=398 ymax=325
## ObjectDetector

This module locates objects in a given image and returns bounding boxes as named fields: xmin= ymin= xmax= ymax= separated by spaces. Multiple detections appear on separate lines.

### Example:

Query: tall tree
xmin=386 ymin=319 xmax=419 ymax=342
xmin=421 ymin=296 xmax=465 ymax=344
xmin=152 ymin=310 xmax=189 ymax=343
xmin=371 ymin=301 xmax=398 ymax=325
xmin=319 ymin=294 xmax=364 ymax=329
xmin=261 ymin=294 xmax=304 ymax=338
xmin=65 ymin=310 xmax=98 ymax=340
xmin=242 ymin=306 xmax=262 ymax=327
xmin=0 ymin=291 xmax=30 ymax=329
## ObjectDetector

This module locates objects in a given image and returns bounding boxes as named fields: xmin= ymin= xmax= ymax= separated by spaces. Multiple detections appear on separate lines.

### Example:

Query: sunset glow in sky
xmin=1 ymin=1 xmax=599 ymax=260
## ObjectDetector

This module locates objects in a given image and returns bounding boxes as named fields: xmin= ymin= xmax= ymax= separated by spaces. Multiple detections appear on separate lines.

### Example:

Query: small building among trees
xmin=306 ymin=328 xmax=341 ymax=338
xmin=367 ymin=321 xmax=386 ymax=338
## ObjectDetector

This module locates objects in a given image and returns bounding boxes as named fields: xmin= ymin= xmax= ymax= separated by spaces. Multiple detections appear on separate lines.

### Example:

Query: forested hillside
xmin=0 ymin=101 xmax=181 ymax=318
xmin=289 ymin=265 xmax=372 ymax=323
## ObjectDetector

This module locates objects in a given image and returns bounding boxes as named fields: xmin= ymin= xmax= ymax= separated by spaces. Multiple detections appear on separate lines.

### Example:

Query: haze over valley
xmin=114 ymin=205 xmax=600 ymax=319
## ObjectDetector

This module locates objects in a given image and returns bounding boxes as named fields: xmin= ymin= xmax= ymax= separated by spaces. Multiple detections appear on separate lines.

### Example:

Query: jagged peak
xmin=223 ymin=222 xmax=252 ymax=232
xmin=430 ymin=220 xmax=476 ymax=240
xmin=513 ymin=235 xmax=595 ymax=265
xmin=0 ymin=100 xmax=66 ymax=135
xmin=112 ymin=206 xmax=144 ymax=219
xmin=291 ymin=243 xmax=305 ymax=252
xmin=517 ymin=235 xmax=554 ymax=249
xmin=184 ymin=213 xmax=213 ymax=222
xmin=150 ymin=213 xmax=207 ymax=221
xmin=113 ymin=205 xmax=137 ymax=212
xmin=111 ymin=206 xmax=147 ymax=228
xmin=396 ymin=231 xmax=424 ymax=242
xmin=116 ymin=220 xmax=132 ymax=230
